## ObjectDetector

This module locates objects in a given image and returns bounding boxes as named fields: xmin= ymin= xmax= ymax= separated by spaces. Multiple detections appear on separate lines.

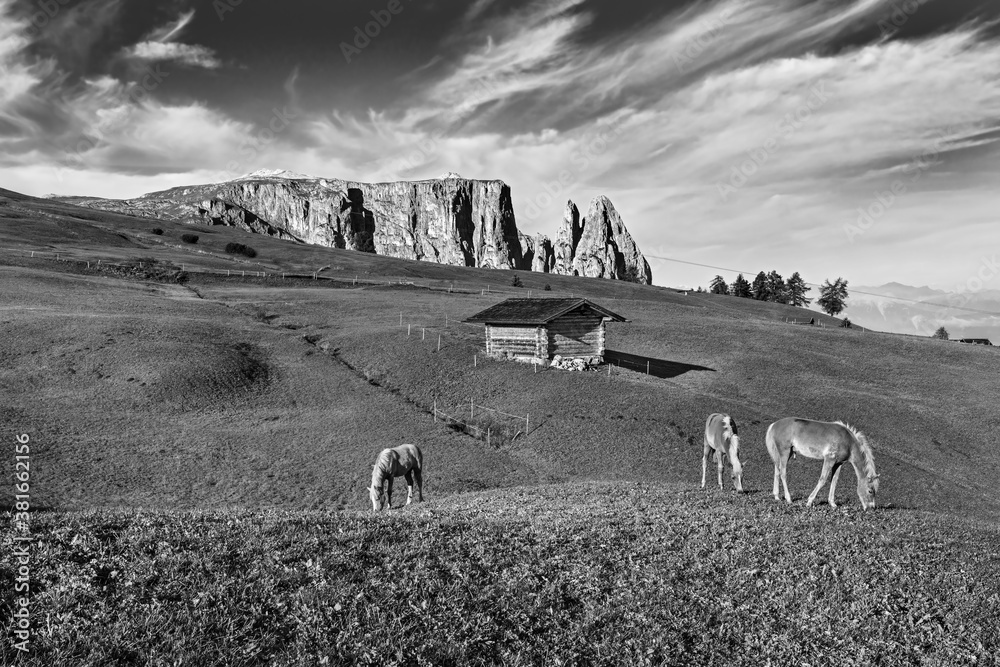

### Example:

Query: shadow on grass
xmin=605 ymin=350 xmax=715 ymax=379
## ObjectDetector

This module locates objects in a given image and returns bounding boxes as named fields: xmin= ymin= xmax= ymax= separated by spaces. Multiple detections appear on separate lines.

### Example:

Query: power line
xmin=643 ymin=253 xmax=1000 ymax=318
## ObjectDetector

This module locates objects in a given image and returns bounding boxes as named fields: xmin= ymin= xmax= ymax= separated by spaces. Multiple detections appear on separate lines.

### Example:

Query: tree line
xmin=709 ymin=271 xmax=850 ymax=317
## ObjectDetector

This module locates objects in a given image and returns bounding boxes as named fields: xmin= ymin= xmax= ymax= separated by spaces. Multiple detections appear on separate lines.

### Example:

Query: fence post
xmin=437 ymin=335 xmax=441 ymax=352
xmin=474 ymin=354 xmax=477 ymax=367
xmin=400 ymin=312 xmax=403 ymax=327
xmin=647 ymin=360 xmax=650 ymax=375
xmin=526 ymin=414 xmax=530 ymax=434
xmin=422 ymin=328 xmax=426 ymax=340
xmin=408 ymin=324 xmax=411 ymax=336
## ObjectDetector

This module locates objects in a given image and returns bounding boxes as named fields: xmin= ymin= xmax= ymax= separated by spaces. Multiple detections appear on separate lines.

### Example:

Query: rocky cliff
xmin=66 ymin=172 xmax=522 ymax=269
xmin=519 ymin=232 xmax=555 ymax=273
xmin=58 ymin=171 xmax=650 ymax=282
xmin=553 ymin=196 xmax=652 ymax=285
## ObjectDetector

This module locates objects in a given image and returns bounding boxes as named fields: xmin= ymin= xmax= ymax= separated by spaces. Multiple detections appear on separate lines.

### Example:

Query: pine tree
xmin=817 ymin=278 xmax=849 ymax=317
xmin=709 ymin=275 xmax=730 ymax=295
xmin=933 ymin=326 xmax=949 ymax=340
xmin=766 ymin=270 xmax=788 ymax=304
xmin=731 ymin=274 xmax=752 ymax=298
xmin=786 ymin=272 xmax=812 ymax=307
xmin=751 ymin=271 xmax=769 ymax=301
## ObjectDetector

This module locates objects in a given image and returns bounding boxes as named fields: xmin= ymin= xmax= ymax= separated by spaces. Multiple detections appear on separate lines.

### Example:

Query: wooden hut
xmin=957 ymin=338 xmax=993 ymax=346
xmin=465 ymin=298 xmax=626 ymax=363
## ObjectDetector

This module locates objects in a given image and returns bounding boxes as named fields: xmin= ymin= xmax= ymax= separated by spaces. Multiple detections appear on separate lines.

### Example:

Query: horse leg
xmin=828 ymin=463 xmax=844 ymax=508
xmin=778 ymin=455 xmax=792 ymax=504
xmin=386 ymin=476 xmax=394 ymax=509
xmin=701 ymin=440 xmax=710 ymax=488
xmin=404 ymin=471 xmax=414 ymax=505
xmin=413 ymin=467 xmax=424 ymax=502
xmin=716 ymin=449 xmax=725 ymax=490
xmin=807 ymin=458 xmax=835 ymax=507
xmin=772 ymin=457 xmax=781 ymax=501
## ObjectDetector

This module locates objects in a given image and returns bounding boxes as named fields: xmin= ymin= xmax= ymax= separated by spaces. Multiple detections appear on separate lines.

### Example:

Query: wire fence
xmin=432 ymin=398 xmax=532 ymax=448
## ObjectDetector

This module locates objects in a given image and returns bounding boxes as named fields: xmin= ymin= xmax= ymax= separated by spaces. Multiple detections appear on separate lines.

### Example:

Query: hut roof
xmin=957 ymin=338 xmax=993 ymax=345
xmin=465 ymin=298 xmax=626 ymax=325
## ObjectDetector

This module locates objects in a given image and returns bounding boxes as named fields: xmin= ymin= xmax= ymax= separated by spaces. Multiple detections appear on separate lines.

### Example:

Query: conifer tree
xmin=786 ymin=272 xmax=812 ymax=307
xmin=709 ymin=275 xmax=730 ymax=295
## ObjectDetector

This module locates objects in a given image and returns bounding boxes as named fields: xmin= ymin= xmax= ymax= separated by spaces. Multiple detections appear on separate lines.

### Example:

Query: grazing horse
xmin=765 ymin=418 xmax=879 ymax=509
xmin=369 ymin=444 xmax=424 ymax=512
xmin=702 ymin=413 xmax=744 ymax=492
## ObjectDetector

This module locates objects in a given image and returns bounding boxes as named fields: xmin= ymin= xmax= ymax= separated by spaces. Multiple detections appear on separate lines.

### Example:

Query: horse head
xmin=369 ymin=484 xmax=385 ymax=512
xmin=864 ymin=474 xmax=880 ymax=508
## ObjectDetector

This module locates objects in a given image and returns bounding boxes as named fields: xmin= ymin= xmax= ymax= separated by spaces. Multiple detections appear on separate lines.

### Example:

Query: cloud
xmin=124 ymin=41 xmax=221 ymax=69
xmin=148 ymin=9 xmax=196 ymax=42
xmin=28 ymin=0 xmax=123 ymax=66
xmin=121 ymin=9 xmax=221 ymax=69
xmin=5 ymin=0 xmax=1000 ymax=290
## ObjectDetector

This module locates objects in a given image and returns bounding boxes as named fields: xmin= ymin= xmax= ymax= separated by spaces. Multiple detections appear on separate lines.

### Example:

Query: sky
xmin=2 ymin=0 xmax=999 ymax=290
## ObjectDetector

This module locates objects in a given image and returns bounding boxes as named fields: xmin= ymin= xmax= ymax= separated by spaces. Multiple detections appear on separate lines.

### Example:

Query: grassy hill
xmin=3 ymin=188 xmax=1000 ymax=664
xmin=6 ymin=485 xmax=999 ymax=665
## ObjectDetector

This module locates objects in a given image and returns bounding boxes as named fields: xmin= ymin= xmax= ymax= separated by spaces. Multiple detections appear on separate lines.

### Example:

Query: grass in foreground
xmin=2 ymin=483 xmax=998 ymax=666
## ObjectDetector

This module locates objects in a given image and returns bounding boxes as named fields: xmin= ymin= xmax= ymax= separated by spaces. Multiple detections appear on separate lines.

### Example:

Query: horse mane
xmin=836 ymin=421 xmax=877 ymax=479
xmin=371 ymin=449 xmax=391 ymax=488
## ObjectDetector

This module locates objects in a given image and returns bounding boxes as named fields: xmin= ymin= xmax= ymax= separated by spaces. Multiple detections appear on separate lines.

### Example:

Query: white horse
xmin=702 ymin=413 xmax=744 ymax=492
xmin=369 ymin=444 xmax=424 ymax=512
xmin=765 ymin=418 xmax=879 ymax=509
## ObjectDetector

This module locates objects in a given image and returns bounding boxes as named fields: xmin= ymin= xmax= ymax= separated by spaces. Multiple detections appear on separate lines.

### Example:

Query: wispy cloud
xmin=125 ymin=42 xmax=221 ymax=69
xmin=3 ymin=0 xmax=1000 ymax=289
xmin=121 ymin=9 xmax=221 ymax=69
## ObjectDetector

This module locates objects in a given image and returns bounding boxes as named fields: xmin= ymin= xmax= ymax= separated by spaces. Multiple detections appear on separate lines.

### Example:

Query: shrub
xmin=510 ymin=274 xmax=524 ymax=288
xmin=151 ymin=228 xmax=164 ymax=235
xmin=225 ymin=242 xmax=258 ymax=258
xmin=544 ymin=284 xmax=552 ymax=291
xmin=840 ymin=318 xmax=852 ymax=328
xmin=181 ymin=233 xmax=199 ymax=244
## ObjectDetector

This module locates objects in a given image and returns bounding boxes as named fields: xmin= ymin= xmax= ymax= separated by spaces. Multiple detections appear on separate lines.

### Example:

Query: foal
xmin=702 ymin=413 xmax=744 ymax=492
xmin=369 ymin=444 xmax=424 ymax=512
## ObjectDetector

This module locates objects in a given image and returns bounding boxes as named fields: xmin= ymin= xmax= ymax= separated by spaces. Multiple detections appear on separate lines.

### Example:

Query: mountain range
xmin=840 ymin=282 xmax=1000 ymax=342
xmin=53 ymin=171 xmax=652 ymax=284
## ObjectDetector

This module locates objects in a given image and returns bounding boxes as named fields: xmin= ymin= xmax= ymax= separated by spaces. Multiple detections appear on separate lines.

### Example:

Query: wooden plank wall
xmin=486 ymin=325 xmax=544 ymax=358
xmin=546 ymin=310 xmax=605 ymax=359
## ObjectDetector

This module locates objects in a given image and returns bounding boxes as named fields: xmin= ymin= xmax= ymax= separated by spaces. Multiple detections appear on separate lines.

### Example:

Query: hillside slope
xmin=2 ymin=189 xmax=999 ymax=522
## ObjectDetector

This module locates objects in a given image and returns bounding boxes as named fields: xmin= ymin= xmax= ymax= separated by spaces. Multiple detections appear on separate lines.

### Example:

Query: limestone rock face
xmin=519 ymin=233 xmax=554 ymax=273
xmin=67 ymin=174 xmax=522 ymax=268
xmin=532 ymin=234 xmax=554 ymax=273
xmin=553 ymin=201 xmax=582 ymax=275
xmin=572 ymin=196 xmax=652 ymax=284
xmin=560 ymin=196 xmax=653 ymax=284
xmin=58 ymin=171 xmax=650 ymax=282
xmin=197 ymin=199 xmax=301 ymax=242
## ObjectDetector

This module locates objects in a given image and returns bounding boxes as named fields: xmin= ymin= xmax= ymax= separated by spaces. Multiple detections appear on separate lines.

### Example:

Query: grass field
xmin=3 ymin=189 xmax=1000 ymax=665
xmin=4 ymin=485 xmax=998 ymax=666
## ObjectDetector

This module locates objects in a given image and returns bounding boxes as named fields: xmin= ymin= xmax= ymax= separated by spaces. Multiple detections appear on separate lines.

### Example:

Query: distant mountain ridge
xmin=845 ymin=282 xmax=1000 ymax=341
xmin=54 ymin=171 xmax=652 ymax=282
